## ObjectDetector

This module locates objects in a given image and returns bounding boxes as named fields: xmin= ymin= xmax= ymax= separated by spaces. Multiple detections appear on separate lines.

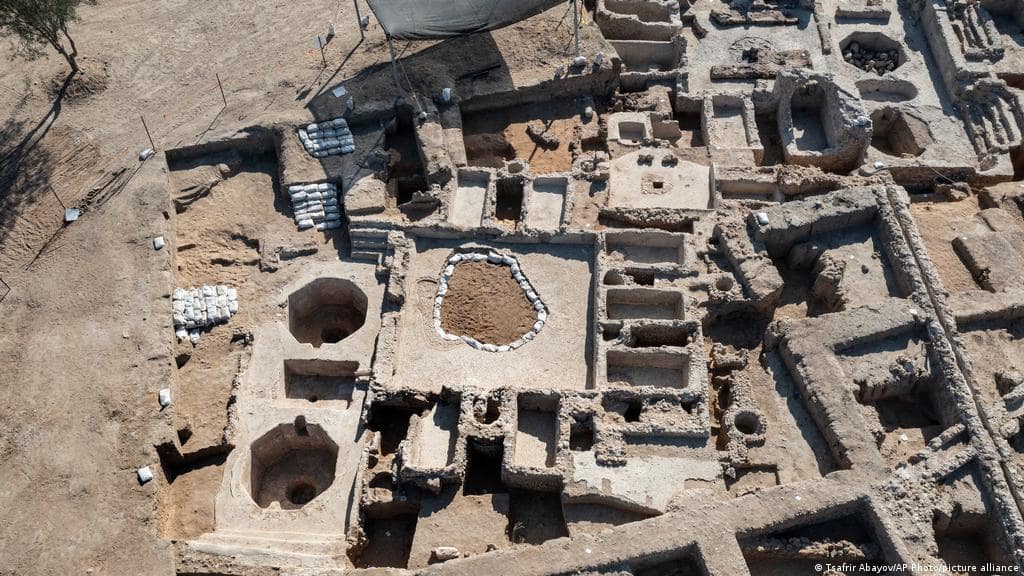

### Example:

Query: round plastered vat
xmin=433 ymin=251 xmax=547 ymax=352
xmin=288 ymin=277 xmax=368 ymax=347
xmin=249 ymin=421 xmax=339 ymax=510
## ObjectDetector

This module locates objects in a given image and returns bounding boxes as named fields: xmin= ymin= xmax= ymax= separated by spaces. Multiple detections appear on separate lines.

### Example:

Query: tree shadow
xmin=0 ymin=73 xmax=74 ymax=248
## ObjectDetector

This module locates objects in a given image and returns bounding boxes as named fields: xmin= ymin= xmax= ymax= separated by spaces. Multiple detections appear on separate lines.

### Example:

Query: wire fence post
xmin=0 ymin=276 xmax=9 ymax=304
xmin=140 ymin=115 xmax=156 ymax=150
xmin=216 ymin=73 xmax=227 ymax=107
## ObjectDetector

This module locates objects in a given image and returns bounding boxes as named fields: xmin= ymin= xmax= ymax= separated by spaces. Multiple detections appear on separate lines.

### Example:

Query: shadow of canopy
xmin=307 ymin=32 xmax=515 ymax=120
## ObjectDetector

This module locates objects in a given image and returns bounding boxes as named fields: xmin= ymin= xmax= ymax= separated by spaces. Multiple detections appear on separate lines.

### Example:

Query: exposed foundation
xmin=144 ymin=3 xmax=1024 ymax=575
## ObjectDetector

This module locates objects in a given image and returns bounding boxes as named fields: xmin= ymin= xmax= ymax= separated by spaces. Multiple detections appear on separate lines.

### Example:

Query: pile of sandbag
xmin=172 ymin=285 xmax=239 ymax=344
xmin=299 ymin=118 xmax=354 ymax=158
xmin=288 ymin=182 xmax=342 ymax=231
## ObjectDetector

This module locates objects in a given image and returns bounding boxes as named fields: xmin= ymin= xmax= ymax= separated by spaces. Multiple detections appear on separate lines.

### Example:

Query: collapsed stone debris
xmin=842 ymin=42 xmax=900 ymax=75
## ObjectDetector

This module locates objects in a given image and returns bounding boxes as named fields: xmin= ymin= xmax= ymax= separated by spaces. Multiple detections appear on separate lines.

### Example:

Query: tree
xmin=0 ymin=0 xmax=95 ymax=74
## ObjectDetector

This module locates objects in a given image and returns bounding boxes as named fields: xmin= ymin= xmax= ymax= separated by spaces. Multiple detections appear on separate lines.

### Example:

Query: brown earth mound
xmin=440 ymin=260 xmax=537 ymax=345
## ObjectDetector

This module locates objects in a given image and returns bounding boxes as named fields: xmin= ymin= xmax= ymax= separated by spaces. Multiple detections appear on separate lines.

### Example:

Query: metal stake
xmin=573 ymin=0 xmax=580 ymax=57
xmin=386 ymin=35 xmax=404 ymax=97
xmin=317 ymin=35 xmax=327 ymax=68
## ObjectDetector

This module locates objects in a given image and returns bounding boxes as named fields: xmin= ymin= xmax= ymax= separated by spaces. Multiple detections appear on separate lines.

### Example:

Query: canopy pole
xmin=354 ymin=0 xmax=365 ymax=40
xmin=573 ymin=0 xmax=580 ymax=57
xmin=386 ymin=35 xmax=404 ymax=98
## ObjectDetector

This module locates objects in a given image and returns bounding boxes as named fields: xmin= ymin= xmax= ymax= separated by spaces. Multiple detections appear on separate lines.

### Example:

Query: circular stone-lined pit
xmin=434 ymin=252 xmax=547 ymax=351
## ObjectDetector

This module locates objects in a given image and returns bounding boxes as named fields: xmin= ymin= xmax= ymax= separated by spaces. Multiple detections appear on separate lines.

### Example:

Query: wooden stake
xmin=216 ymin=73 xmax=227 ymax=107
xmin=140 ymin=115 xmax=156 ymax=150
xmin=50 ymin=185 xmax=65 ymax=210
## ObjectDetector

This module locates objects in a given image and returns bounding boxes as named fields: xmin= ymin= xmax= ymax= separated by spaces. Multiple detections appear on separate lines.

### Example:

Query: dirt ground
xmin=463 ymin=99 xmax=584 ymax=173
xmin=158 ymin=453 xmax=227 ymax=540
xmin=908 ymin=193 xmax=982 ymax=293
xmin=0 ymin=1 xmax=596 ymax=571
xmin=440 ymin=260 xmax=538 ymax=345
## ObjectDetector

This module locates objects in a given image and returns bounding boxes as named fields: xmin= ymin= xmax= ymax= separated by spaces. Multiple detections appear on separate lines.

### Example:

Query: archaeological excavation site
xmin=10 ymin=0 xmax=1024 ymax=574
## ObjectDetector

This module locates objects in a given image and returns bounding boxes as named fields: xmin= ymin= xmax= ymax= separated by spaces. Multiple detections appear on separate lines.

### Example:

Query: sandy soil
xmin=909 ymin=194 xmax=983 ymax=293
xmin=0 ymin=157 xmax=175 ymax=575
xmin=440 ymin=260 xmax=538 ymax=345
xmin=463 ymin=99 xmax=584 ymax=173
xmin=158 ymin=454 xmax=227 ymax=540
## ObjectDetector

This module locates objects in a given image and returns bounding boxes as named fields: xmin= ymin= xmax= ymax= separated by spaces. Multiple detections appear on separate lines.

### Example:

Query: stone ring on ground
xmin=432 ymin=251 xmax=547 ymax=352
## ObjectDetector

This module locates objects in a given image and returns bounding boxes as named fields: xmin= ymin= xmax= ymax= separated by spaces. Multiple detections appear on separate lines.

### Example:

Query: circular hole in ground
xmin=439 ymin=257 xmax=540 ymax=347
xmin=287 ymin=480 xmax=317 ymax=505
xmin=839 ymin=31 xmax=906 ymax=76
xmin=250 ymin=422 xmax=339 ymax=509
xmin=603 ymin=270 xmax=625 ymax=285
xmin=734 ymin=411 xmax=761 ymax=435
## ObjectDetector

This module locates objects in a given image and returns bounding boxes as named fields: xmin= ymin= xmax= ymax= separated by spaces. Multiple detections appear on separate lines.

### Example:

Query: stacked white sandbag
xmin=288 ymin=182 xmax=342 ymax=231
xmin=298 ymin=118 xmax=354 ymax=158
xmin=172 ymin=285 xmax=239 ymax=344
